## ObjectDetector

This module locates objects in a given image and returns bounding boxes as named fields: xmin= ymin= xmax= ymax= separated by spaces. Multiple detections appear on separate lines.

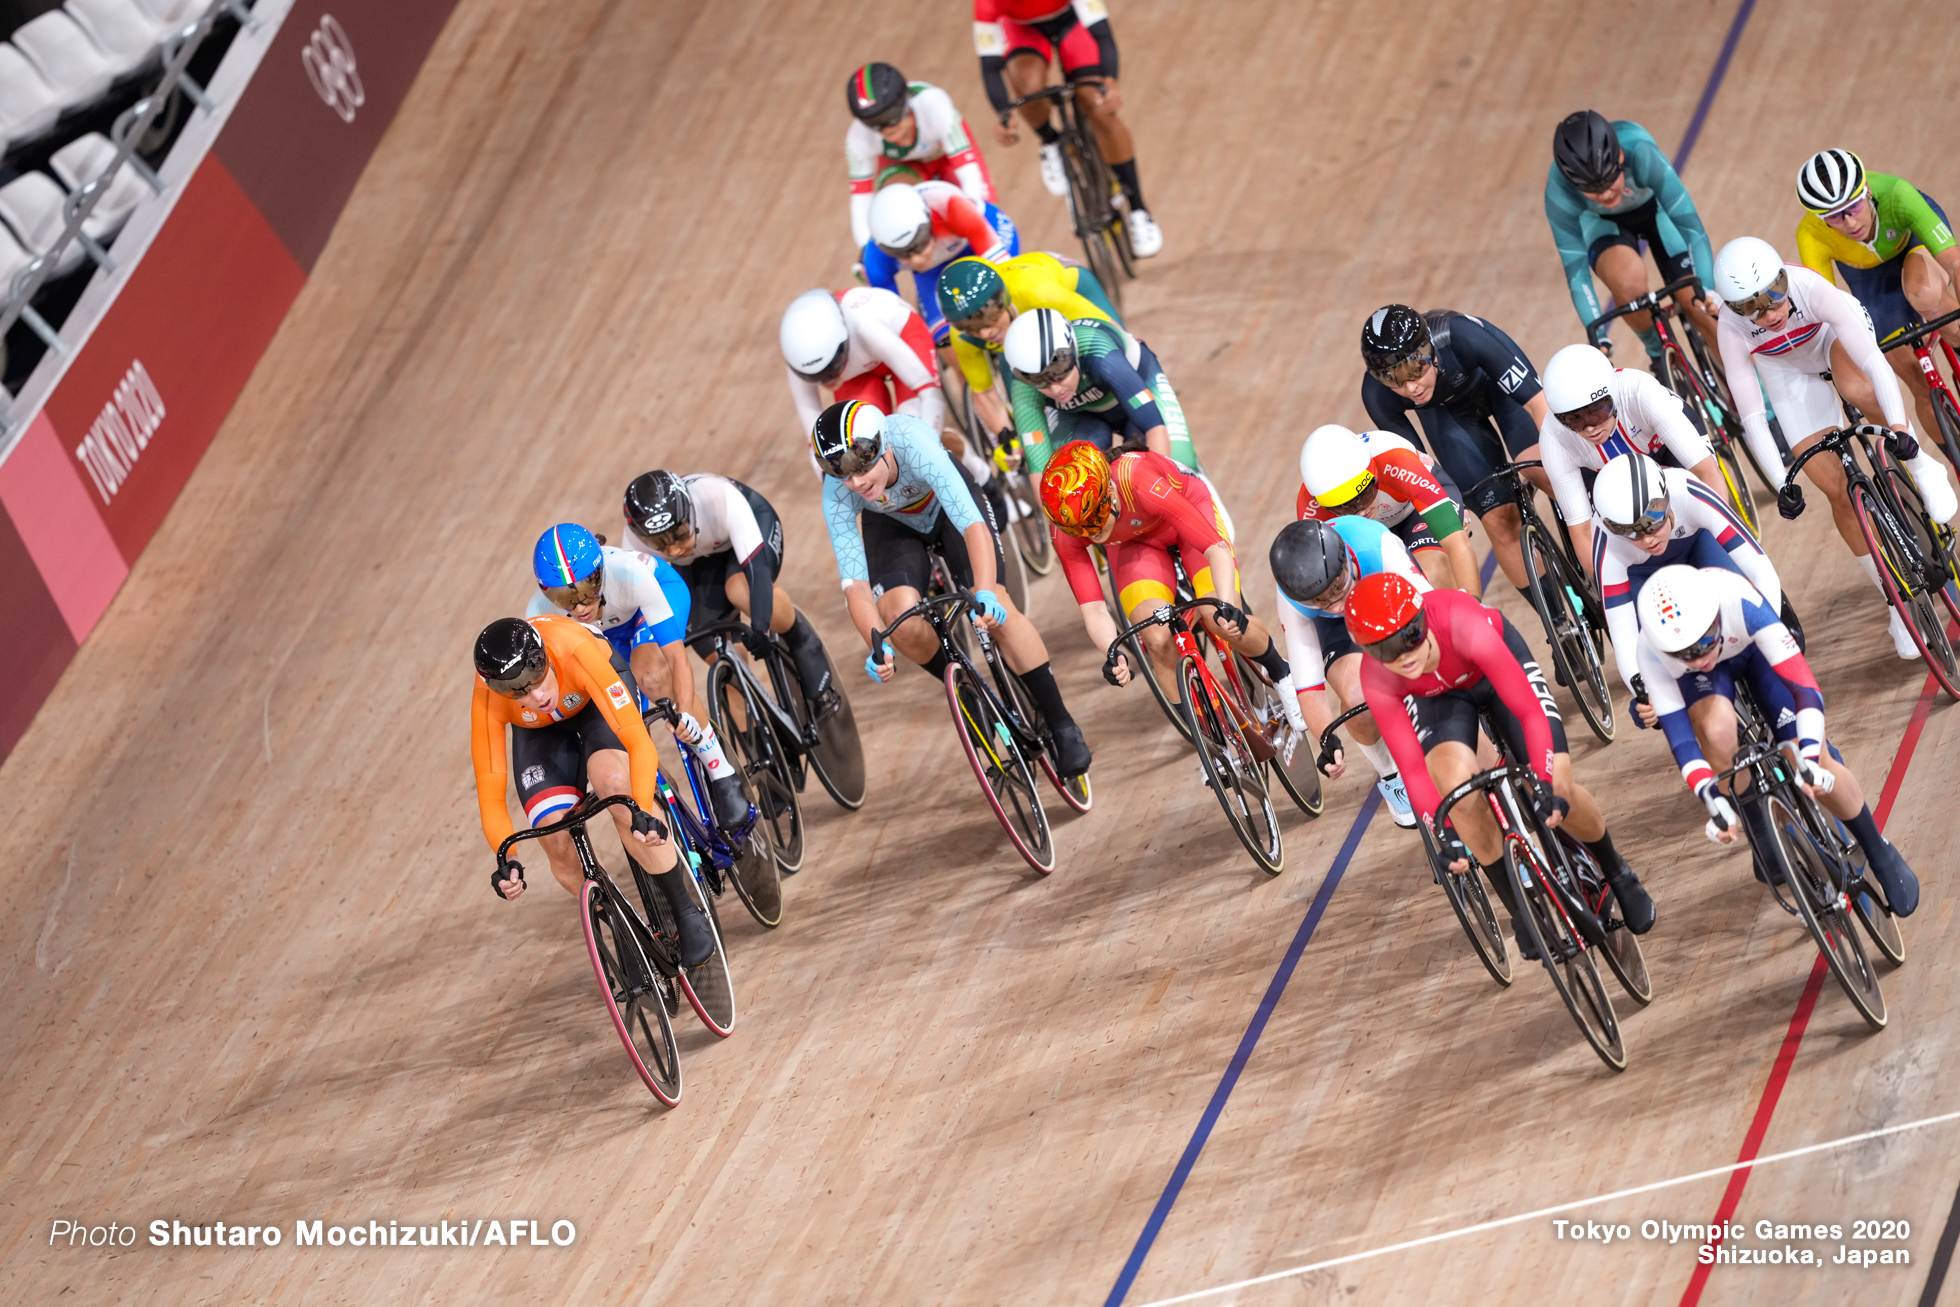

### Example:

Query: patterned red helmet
xmin=1344 ymin=572 xmax=1425 ymax=653
xmin=1039 ymin=440 xmax=1115 ymax=537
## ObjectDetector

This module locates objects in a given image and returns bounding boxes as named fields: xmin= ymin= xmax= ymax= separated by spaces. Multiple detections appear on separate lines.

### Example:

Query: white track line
xmin=1133 ymin=1107 xmax=1960 ymax=1306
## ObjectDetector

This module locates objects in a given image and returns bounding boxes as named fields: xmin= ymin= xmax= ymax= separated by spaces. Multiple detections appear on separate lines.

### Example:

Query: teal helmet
xmin=936 ymin=256 xmax=1006 ymax=326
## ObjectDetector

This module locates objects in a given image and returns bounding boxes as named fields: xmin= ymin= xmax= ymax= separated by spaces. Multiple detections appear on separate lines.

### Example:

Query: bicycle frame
xmin=1108 ymin=597 xmax=1276 ymax=763
xmin=1433 ymin=764 xmax=1595 ymax=954
xmin=1883 ymin=305 xmax=1960 ymax=471
xmin=641 ymin=696 xmax=756 ymax=898
xmin=690 ymin=621 xmax=817 ymax=765
xmin=498 ymin=793 xmax=680 ymax=977
xmin=872 ymin=587 xmax=1047 ymax=763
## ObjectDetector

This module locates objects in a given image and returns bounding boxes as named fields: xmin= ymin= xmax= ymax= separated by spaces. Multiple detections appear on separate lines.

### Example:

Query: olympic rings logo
xmin=303 ymin=15 xmax=365 ymax=123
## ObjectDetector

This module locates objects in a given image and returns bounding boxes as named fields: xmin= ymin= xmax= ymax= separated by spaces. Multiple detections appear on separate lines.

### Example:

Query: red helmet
xmin=1344 ymin=572 xmax=1426 ymax=657
xmin=1039 ymin=440 xmax=1115 ymax=537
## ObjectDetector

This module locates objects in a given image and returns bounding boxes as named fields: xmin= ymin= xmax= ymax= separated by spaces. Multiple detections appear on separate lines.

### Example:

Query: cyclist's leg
xmin=860 ymin=512 xmax=939 ymax=669
xmin=1112 ymin=541 xmax=1182 ymax=687
xmin=1391 ymin=512 xmax=1458 ymax=591
xmin=1001 ymin=41 xmax=1056 ymax=134
xmin=508 ymin=718 xmax=596 ymax=894
xmin=1590 ymin=236 xmax=1657 ymax=340
xmin=1763 ymin=355 xmax=1867 ymax=548
xmin=1425 ymin=408 xmax=1528 ymax=589
xmin=1416 ymin=695 xmax=1496 ymax=860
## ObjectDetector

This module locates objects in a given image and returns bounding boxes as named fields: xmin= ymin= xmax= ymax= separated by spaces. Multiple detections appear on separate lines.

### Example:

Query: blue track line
xmin=1673 ymin=0 xmax=1757 ymax=173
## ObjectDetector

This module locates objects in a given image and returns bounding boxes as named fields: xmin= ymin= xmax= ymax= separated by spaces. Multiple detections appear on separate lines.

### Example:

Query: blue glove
xmin=865 ymin=641 xmax=892 ymax=682
xmin=971 ymin=588 xmax=1008 ymax=625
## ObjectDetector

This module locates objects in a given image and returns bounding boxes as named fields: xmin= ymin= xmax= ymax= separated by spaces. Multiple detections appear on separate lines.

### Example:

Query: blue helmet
xmin=533 ymin=523 xmax=605 ymax=607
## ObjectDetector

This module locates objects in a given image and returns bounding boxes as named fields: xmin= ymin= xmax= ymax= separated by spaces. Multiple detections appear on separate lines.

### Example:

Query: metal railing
xmin=1 ymin=1 xmax=257 ymax=383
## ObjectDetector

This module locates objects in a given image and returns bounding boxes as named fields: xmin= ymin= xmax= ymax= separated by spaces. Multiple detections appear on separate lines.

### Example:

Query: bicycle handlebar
xmin=1317 ymin=703 xmax=1372 ymax=766
xmin=1584 ymin=274 xmax=1703 ymax=335
xmin=690 ymin=619 xmax=777 ymax=647
xmin=1463 ymin=459 xmax=1544 ymax=506
xmin=1432 ymin=764 xmax=1534 ymax=837
xmin=1781 ymin=424 xmax=1889 ymax=489
xmin=999 ymin=78 xmax=1105 ymax=118
xmin=1882 ymin=305 xmax=1960 ymax=354
xmin=1104 ymin=595 xmax=1229 ymax=656
xmin=496 ymin=792 xmax=644 ymax=859
xmin=869 ymin=588 xmax=978 ymax=653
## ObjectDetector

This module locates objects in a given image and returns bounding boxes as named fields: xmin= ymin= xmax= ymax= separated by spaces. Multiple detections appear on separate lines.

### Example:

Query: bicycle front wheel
xmin=1503 ymin=821 xmax=1626 ymax=1071
xmin=1438 ymin=859 xmax=1512 ymax=987
xmin=581 ymin=880 xmax=683 ymax=1104
xmin=707 ymin=660 xmax=798 ymax=903
xmin=1059 ymin=136 xmax=1125 ymax=315
xmin=796 ymin=644 xmax=868 ymax=810
xmin=1179 ymin=654 xmax=1283 ymax=875
xmin=644 ymin=857 xmax=738 ymax=1037
xmin=947 ymin=661 xmax=1056 ymax=873
xmin=1796 ymin=792 xmax=1906 ymax=966
xmin=1522 ymin=520 xmax=1615 ymax=741
xmin=1852 ymin=481 xmax=1960 ymax=697
xmin=1766 ymin=793 xmax=1887 ymax=1029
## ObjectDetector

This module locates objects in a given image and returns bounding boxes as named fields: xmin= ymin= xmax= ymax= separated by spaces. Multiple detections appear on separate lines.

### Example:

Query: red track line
xmin=1677 ymin=664 xmax=1946 ymax=1305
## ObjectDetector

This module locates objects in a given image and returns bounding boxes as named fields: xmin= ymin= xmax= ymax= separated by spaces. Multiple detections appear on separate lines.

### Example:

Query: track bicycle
xmin=1589 ymin=273 xmax=1773 ymax=532
xmin=1107 ymin=597 xmax=1285 ymax=874
xmin=1882 ymin=305 xmax=1960 ymax=478
xmin=691 ymin=618 xmax=865 ymax=820
xmin=496 ymin=793 xmax=686 ymax=1105
xmin=1467 ymin=461 xmax=1616 ymax=741
xmin=1783 ymin=423 xmax=1960 ymax=697
xmin=998 ymin=79 xmax=1131 ymax=312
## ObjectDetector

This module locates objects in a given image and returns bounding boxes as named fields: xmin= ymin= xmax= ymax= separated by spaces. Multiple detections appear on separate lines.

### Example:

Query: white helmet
xmin=1542 ymin=343 xmax=1617 ymax=419
xmin=1592 ymin=451 xmax=1671 ymax=537
xmin=1299 ymin=424 xmax=1375 ymax=506
xmin=868 ymin=184 xmax=933 ymax=255
xmin=780 ymin=289 xmax=849 ymax=378
xmin=1636 ymin=564 xmax=1721 ymax=655
xmin=1003 ymin=308 xmax=1076 ymax=383
xmin=1712 ymin=236 xmax=1787 ymax=309
xmin=1796 ymin=148 xmax=1866 ymax=216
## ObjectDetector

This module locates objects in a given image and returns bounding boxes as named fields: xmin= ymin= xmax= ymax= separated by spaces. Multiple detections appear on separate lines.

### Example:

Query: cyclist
xmin=781 ymin=285 xmax=945 ymax=451
xmin=1536 ymin=341 xmax=1725 ymax=574
xmin=844 ymin=62 xmax=995 ymax=251
xmin=973 ymin=0 xmax=1162 ymax=258
xmin=1632 ymin=564 xmax=1919 ymax=913
xmin=1546 ymin=110 xmax=1718 ymax=363
xmin=1297 ymin=423 xmax=1478 ymax=595
xmin=469 ymin=614 xmax=715 ymax=966
xmin=622 ymin=470 xmax=838 ymax=712
xmin=1359 ymin=303 xmax=1550 ymax=593
xmin=1042 ymin=439 xmax=1292 ymax=714
xmin=1000 ymin=307 xmax=1198 ymax=475
xmin=1589 ymin=451 xmax=1783 ymax=698
xmin=1348 ymin=572 xmax=1656 ymax=947
xmin=1711 ymin=235 xmax=1958 ymax=658
xmin=1269 ymin=516 xmax=1432 ymax=827
xmin=813 ymin=399 xmax=1092 ymax=776
xmin=1794 ymin=149 xmax=1960 ymax=456
xmin=936 ymin=252 xmax=1121 ymax=448
xmin=862 ymin=181 xmax=1020 ymax=351
xmin=527 ymin=523 xmax=751 ymax=831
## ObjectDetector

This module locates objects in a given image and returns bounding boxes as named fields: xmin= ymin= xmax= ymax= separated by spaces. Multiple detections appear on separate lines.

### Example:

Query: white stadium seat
xmin=135 ymin=0 xmax=204 ymax=25
xmin=0 ymin=223 xmax=35 ymax=301
xmin=65 ymin=0 xmax=169 ymax=80
xmin=50 ymin=133 xmax=153 ymax=238
xmin=0 ymin=173 xmax=90 ymax=277
xmin=0 ymin=45 xmax=64 ymax=149
xmin=12 ymin=11 xmax=119 ymax=112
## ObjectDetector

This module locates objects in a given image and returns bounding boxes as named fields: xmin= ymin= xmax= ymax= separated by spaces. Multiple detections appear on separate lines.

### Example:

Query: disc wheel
xmin=1522 ymin=521 xmax=1615 ymax=741
xmin=708 ymin=659 xmax=800 ymax=892
xmin=1229 ymin=650 xmax=1322 ymax=817
xmin=581 ymin=880 xmax=682 ymax=1104
xmin=1437 ymin=856 xmax=1512 ymax=987
xmin=1852 ymin=482 xmax=1960 ymax=698
xmin=1179 ymin=654 xmax=1283 ymax=875
xmin=946 ymin=661 xmax=1056 ymax=873
xmin=795 ymin=645 xmax=868 ymax=811
xmin=1504 ymin=822 xmax=1626 ymax=1071
xmin=1766 ymin=793 xmax=1887 ymax=1029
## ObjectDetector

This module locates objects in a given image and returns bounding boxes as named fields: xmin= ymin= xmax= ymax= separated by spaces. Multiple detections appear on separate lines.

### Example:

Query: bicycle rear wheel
xmin=1437 ymin=856 xmax=1512 ymax=987
xmin=1229 ymin=649 xmax=1323 ymax=817
xmin=947 ymin=661 xmax=1056 ymax=873
xmin=1851 ymin=482 xmax=1960 ymax=697
xmin=1932 ymin=386 xmax=1960 ymax=480
xmin=1766 ymin=792 xmax=1887 ymax=1029
xmin=1503 ymin=820 xmax=1625 ymax=1071
xmin=645 ymin=855 xmax=737 ymax=1037
xmin=1179 ymin=654 xmax=1283 ymax=875
xmin=1059 ymin=134 xmax=1125 ymax=316
xmin=1521 ymin=522 xmax=1615 ymax=741
xmin=581 ymin=880 xmax=683 ymax=1104
xmin=708 ymin=659 xmax=800 ymax=896
xmin=1882 ymin=459 xmax=1960 ymax=619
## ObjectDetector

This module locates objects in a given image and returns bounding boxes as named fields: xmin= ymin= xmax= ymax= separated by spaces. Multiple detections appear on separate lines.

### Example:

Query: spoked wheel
xmin=643 ymin=858 xmax=737 ymax=1037
xmin=1931 ymin=387 xmax=1960 ymax=479
xmin=708 ymin=659 xmax=801 ymax=892
xmin=795 ymin=645 xmax=868 ymax=811
xmin=1436 ymin=855 xmax=1512 ymax=987
xmin=1559 ymin=832 xmax=1654 ymax=1005
xmin=580 ymin=880 xmax=682 ymax=1104
xmin=1230 ymin=650 xmax=1323 ymax=818
xmin=1178 ymin=654 xmax=1283 ymax=875
xmin=1765 ymin=794 xmax=1887 ymax=1029
xmin=946 ymin=662 xmax=1056 ymax=873
xmin=1504 ymin=828 xmax=1626 ymax=1071
xmin=1522 ymin=522 xmax=1615 ymax=741
xmin=1852 ymin=482 xmax=1960 ymax=697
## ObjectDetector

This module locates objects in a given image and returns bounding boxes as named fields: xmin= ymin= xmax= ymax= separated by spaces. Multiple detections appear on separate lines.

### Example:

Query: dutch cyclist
xmin=1297 ymin=423 xmax=1478 ymax=596
xmin=1794 ymin=148 xmax=1960 ymax=456
xmin=1040 ymin=439 xmax=1292 ymax=715
xmin=1547 ymin=110 xmax=1718 ymax=362
xmin=844 ymin=63 xmax=994 ymax=251
xmin=1710 ymin=236 xmax=1957 ymax=658
xmin=1268 ymin=516 xmax=1432 ymax=827
xmin=813 ymin=399 xmax=1092 ymax=777
xmin=1536 ymin=341 xmax=1726 ymax=576
xmin=999 ymin=307 xmax=1198 ymax=475
xmin=469 ymin=615 xmax=716 ymax=967
xmin=1631 ymin=564 xmax=1920 ymax=913
xmin=527 ymin=523 xmax=751 ymax=831
xmin=1359 ymin=303 xmax=1550 ymax=593
xmin=1589 ymin=451 xmax=1784 ymax=698
xmin=973 ymin=0 xmax=1162 ymax=258
xmin=862 ymin=181 xmax=1020 ymax=352
xmin=1347 ymin=572 xmax=1656 ymax=950
xmin=622 ymin=470 xmax=839 ymax=713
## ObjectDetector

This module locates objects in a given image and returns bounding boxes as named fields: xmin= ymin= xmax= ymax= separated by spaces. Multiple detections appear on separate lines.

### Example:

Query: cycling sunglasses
xmin=1013 ymin=349 xmax=1079 ymax=389
xmin=1723 ymin=269 xmax=1791 ymax=319
xmin=486 ymin=661 xmax=549 ymax=698
xmin=1601 ymin=500 xmax=1671 ymax=539
xmin=1556 ymin=396 xmax=1616 ymax=431
xmin=1368 ymin=353 xmax=1435 ymax=387
xmin=1671 ymin=615 xmax=1725 ymax=662
xmin=541 ymin=571 xmax=604 ymax=611
xmin=863 ymin=102 xmax=909 ymax=131
xmin=876 ymin=226 xmax=935 ymax=260
xmin=634 ymin=521 xmax=694 ymax=552
xmin=1361 ymin=612 xmax=1428 ymax=662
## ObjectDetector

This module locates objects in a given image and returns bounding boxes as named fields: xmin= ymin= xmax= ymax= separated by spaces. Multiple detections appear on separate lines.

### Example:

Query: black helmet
xmin=624 ymin=470 xmax=693 ymax=545
xmin=812 ymin=399 xmax=887 ymax=476
xmin=1360 ymin=304 xmax=1431 ymax=377
xmin=1552 ymin=110 xmax=1623 ymax=191
xmin=846 ymin=62 xmax=909 ymax=129
xmin=475 ymin=617 xmax=548 ymax=696
xmin=1269 ymin=519 xmax=1351 ymax=606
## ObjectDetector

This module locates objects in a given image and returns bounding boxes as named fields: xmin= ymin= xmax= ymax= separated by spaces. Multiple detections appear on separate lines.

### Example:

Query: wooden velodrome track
xmin=4 ymin=0 xmax=1957 ymax=1302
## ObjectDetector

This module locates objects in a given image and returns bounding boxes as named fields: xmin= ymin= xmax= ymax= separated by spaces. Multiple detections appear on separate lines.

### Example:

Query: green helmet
xmin=937 ymin=257 xmax=1006 ymax=325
